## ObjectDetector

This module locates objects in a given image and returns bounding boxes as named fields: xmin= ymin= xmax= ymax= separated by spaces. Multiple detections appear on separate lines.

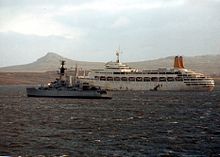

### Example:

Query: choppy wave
xmin=0 ymin=86 xmax=219 ymax=156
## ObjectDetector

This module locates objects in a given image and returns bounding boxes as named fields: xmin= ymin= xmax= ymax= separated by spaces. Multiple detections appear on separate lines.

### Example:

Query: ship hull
xmin=81 ymin=79 xmax=214 ymax=91
xmin=26 ymin=88 xmax=112 ymax=99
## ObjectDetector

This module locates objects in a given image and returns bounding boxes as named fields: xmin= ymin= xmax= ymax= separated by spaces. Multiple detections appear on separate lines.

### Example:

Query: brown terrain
xmin=0 ymin=52 xmax=220 ymax=75
xmin=0 ymin=52 xmax=219 ymax=86
xmin=0 ymin=72 xmax=57 ymax=85
xmin=0 ymin=52 xmax=219 ymax=87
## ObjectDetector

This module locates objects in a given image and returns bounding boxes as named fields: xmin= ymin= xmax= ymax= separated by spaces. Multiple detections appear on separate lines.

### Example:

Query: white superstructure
xmin=79 ymin=50 xmax=215 ymax=91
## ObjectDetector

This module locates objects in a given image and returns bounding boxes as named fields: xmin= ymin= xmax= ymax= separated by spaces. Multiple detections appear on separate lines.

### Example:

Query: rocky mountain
xmin=0 ymin=52 xmax=104 ymax=72
xmin=0 ymin=52 xmax=219 ymax=75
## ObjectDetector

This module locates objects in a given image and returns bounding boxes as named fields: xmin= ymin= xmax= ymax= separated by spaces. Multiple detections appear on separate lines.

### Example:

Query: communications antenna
xmin=116 ymin=46 xmax=123 ymax=63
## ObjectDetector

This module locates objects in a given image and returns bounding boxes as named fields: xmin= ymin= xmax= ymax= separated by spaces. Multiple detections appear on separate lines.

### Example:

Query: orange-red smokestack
xmin=174 ymin=56 xmax=185 ymax=69
xmin=179 ymin=56 xmax=184 ymax=68
xmin=174 ymin=56 xmax=181 ymax=68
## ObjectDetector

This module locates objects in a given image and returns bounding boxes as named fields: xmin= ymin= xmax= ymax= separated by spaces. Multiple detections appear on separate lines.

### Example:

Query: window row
xmin=94 ymin=76 xmax=183 ymax=82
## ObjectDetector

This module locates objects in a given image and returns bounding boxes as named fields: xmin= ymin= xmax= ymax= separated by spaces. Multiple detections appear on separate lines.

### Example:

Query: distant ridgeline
xmin=0 ymin=52 xmax=219 ymax=76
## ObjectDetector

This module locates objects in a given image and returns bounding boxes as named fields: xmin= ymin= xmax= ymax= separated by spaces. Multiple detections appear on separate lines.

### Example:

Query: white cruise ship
xmin=79 ymin=50 xmax=215 ymax=91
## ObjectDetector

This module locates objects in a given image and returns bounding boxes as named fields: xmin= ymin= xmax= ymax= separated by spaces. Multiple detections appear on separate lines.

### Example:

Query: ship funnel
xmin=179 ymin=56 xmax=184 ymax=68
xmin=174 ymin=56 xmax=185 ymax=69
xmin=174 ymin=56 xmax=181 ymax=68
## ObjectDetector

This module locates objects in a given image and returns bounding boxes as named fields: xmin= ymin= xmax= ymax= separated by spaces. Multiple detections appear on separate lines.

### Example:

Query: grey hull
xmin=26 ymin=88 xmax=112 ymax=99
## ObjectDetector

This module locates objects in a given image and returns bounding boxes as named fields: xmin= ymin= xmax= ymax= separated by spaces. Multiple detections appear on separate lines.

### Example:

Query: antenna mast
xmin=116 ymin=47 xmax=122 ymax=63
xmin=59 ymin=60 xmax=66 ymax=79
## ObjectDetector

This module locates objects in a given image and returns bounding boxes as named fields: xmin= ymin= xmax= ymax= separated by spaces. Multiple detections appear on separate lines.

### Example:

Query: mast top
xmin=115 ymin=47 xmax=122 ymax=63
xmin=60 ymin=60 xmax=66 ymax=76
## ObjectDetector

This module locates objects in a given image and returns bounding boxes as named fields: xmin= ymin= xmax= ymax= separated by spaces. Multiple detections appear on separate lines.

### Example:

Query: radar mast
xmin=116 ymin=47 xmax=122 ymax=63
xmin=59 ymin=60 xmax=66 ymax=80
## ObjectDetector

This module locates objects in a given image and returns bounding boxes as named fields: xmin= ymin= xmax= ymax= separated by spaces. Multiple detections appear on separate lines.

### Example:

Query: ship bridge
xmin=104 ymin=61 xmax=137 ymax=73
xmin=104 ymin=48 xmax=138 ymax=73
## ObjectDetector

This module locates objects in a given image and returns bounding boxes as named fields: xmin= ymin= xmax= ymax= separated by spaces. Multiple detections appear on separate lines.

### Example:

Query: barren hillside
xmin=0 ymin=52 xmax=219 ymax=75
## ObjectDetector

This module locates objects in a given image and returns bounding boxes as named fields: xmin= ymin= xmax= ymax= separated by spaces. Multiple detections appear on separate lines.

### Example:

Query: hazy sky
xmin=0 ymin=0 xmax=220 ymax=67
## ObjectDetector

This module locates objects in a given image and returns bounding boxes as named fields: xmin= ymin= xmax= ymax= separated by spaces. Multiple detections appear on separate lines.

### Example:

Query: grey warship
xmin=26 ymin=61 xmax=112 ymax=99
